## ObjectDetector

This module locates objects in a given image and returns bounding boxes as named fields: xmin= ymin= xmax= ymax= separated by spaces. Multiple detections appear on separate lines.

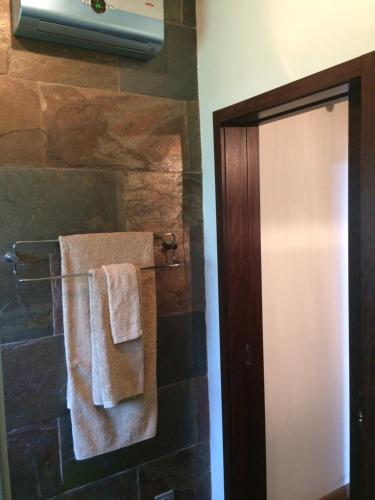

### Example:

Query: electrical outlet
xmin=154 ymin=491 xmax=174 ymax=500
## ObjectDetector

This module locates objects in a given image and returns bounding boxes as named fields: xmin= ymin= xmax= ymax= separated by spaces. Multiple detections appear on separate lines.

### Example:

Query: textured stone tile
xmin=157 ymin=311 xmax=207 ymax=387
xmin=0 ymin=292 xmax=53 ymax=345
xmin=165 ymin=0 xmax=182 ymax=24
xmin=0 ymin=129 xmax=47 ymax=167
xmin=182 ymin=174 xmax=205 ymax=311
xmin=0 ymin=167 xmax=120 ymax=344
xmin=40 ymin=84 xmax=186 ymax=171
xmin=7 ymin=420 xmax=62 ymax=500
xmin=8 ymin=38 xmax=120 ymax=90
xmin=59 ymin=378 xmax=204 ymax=491
xmin=120 ymin=24 xmax=198 ymax=101
xmin=139 ymin=444 xmax=211 ymax=500
xmin=0 ymin=49 xmax=8 ymax=73
xmin=61 ymin=469 xmax=138 ymax=499
xmin=182 ymin=0 xmax=197 ymax=27
xmin=196 ymin=377 xmax=210 ymax=444
xmin=127 ymin=172 xmax=183 ymax=233
xmin=2 ymin=335 xmax=67 ymax=431
xmin=186 ymin=102 xmax=202 ymax=172
xmin=0 ymin=0 xmax=11 ymax=51
xmin=0 ymin=245 xmax=53 ymax=345
xmin=0 ymin=77 xmax=43 ymax=133
xmin=125 ymin=171 xmax=205 ymax=315
xmin=50 ymin=255 xmax=64 ymax=336
xmin=126 ymin=171 xmax=188 ymax=315
xmin=0 ymin=77 xmax=46 ymax=167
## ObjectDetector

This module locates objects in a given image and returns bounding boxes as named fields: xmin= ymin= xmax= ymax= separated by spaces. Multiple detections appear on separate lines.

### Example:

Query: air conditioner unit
xmin=12 ymin=0 xmax=164 ymax=60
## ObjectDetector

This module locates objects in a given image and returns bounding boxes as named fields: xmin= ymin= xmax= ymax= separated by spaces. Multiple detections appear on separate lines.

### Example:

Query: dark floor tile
xmin=2 ymin=335 xmax=67 ymax=430
xmin=182 ymin=0 xmax=196 ymax=27
xmin=120 ymin=24 xmax=198 ymax=101
xmin=165 ymin=0 xmax=182 ymax=24
xmin=7 ymin=420 xmax=61 ymax=500
xmin=59 ymin=378 xmax=205 ymax=491
xmin=139 ymin=444 xmax=211 ymax=500
xmin=157 ymin=311 xmax=207 ymax=386
xmin=61 ymin=469 xmax=138 ymax=499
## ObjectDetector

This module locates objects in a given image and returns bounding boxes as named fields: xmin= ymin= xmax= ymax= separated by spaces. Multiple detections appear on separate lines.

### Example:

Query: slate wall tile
xmin=59 ymin=378 xmax=205 ymax=491
xmin=182 ymin=173 xmax=205 ymax=312
xmin=40 ymin=84 xmax=186 ymax=172
xmin=186 ymin=102 xmax=202 ymax=172
xmin=165 ymin=0 xmax=182 ymax=24
xmin=0 ymin=167 xmax=120 ymax=345
xmin=0 ymin=49 xmax=7 ymax=73
xmin=126 ymin=170 xmax=204 ymax=316
xmin=2 ymin=335 xmax=67 ymax=431
xmin=196 ymin=377 xmax=210 ymax=444
xmin=7 ymin=420 xmax=61 ymax=500
xmin=0 ymin=77 xmax=46 ymax=167
xmin=182 ymin=0 xmax=197 ymax=27
xmin=60 ymin=469 xmax=138 ymax=500
xmin=0 ymin=293 xmax=53 ymax=346
xmin=50 ymin=255 xmax=63 ymax=337
xmin=0 ymin=67 xmax=44 ymax=167
xmin=126 ymin=171 xmax=188 ymax=316
xmin=119 ymin=24 xmax=198 ymax=101
xmin=0 ymin=0 xmax=11 ymax=51
xmin=157 ymin=311 xmax=207 ymax=386
xmin=8 ymin=40 xmax=120 ymax=91
xmin=139 ymin=444 xmax=211 ymax=500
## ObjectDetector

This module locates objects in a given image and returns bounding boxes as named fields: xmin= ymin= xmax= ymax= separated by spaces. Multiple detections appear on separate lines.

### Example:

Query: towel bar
xmin=4 ymin=233 xmax=181 ymax=283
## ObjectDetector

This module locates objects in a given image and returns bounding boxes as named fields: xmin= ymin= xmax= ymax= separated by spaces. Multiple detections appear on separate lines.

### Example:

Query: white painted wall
xmin=196 ymin=3 xmax=375 ymax=499
xmin=260 ymin=100 xmax=349 ymax=500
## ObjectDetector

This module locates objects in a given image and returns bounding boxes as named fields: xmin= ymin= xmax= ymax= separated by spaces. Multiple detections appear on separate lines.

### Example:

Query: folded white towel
xmin=59 ymin=232 xmax=157 ymax=460
xmin=103 ymin=263 xmax=143 ymax=344
xmin=89 ymin=266 xmax=144 ymax=408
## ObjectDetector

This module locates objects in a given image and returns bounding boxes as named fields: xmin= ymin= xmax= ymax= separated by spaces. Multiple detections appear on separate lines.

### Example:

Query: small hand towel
xmin=89 ymin=266 xmax=144 ymax=408
xmin=103 ymin=263 xmax=143 ymax=344
xmin=59 ymin=232 xmax=157 ymax=460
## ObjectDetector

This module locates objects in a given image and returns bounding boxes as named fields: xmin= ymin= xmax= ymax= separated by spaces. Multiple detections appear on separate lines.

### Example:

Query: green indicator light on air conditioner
xmin=90 ymin=0 xmax=107 ymax=14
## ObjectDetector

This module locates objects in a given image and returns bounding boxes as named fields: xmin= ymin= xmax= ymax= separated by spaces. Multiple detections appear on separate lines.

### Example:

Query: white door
xmin=259 ymin=99 xmax=350 ymax=500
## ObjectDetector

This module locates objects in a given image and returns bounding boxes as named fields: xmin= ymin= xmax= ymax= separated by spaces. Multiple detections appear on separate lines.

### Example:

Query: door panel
xmin=259 ymin=100 xmax=349 ymax=500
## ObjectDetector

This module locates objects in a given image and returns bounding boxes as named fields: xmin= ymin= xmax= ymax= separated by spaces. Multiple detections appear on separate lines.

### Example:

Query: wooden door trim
xmin=214 ymin=51 xmax=375 ymax=499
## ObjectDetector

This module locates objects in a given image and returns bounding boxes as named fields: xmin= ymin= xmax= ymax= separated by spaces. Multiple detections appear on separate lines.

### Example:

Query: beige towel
xmin=59 ymin=232 xmax=157 ymax=460
xmin=89 ymin=267 xmax=144 ymax=408
xmin=103 ymin=263 xmax=143 ymax=344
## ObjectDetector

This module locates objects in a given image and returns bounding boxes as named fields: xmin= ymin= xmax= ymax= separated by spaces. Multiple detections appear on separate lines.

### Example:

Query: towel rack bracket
xmin=4 ymin=251 xmax=19 ymax=264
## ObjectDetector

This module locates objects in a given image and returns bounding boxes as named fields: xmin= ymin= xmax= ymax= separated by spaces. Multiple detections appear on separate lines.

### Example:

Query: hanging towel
xmin=103 ymin=263 xmax=143 ymax=344
xmin=59 ymin=232 xmax=157 ymax=460
xmin=89 ymin=266 xmax=144 ymax=409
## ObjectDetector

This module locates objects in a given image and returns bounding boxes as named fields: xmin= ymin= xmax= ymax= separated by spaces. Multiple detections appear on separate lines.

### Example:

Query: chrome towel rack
xmin=4 ymin=233 xmax=181 ymax=284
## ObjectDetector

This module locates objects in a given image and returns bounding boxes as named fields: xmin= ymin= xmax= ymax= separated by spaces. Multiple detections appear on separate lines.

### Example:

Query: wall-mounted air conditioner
xmin=12 ymin=0 xmax=164 ymax=60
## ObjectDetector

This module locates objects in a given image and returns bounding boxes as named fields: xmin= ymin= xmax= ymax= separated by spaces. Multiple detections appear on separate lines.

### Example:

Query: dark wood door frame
xmin=214 ymin=51 xmax=375 ymax=500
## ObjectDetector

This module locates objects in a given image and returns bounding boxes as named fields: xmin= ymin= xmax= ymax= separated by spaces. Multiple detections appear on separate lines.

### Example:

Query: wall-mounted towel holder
xmin=4 ymin=233 xmax=181 ymax=284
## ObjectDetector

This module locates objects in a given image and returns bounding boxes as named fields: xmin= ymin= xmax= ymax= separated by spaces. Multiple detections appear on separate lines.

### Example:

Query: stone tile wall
xmin=0 ymin=1 xmax=209 ymax=499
